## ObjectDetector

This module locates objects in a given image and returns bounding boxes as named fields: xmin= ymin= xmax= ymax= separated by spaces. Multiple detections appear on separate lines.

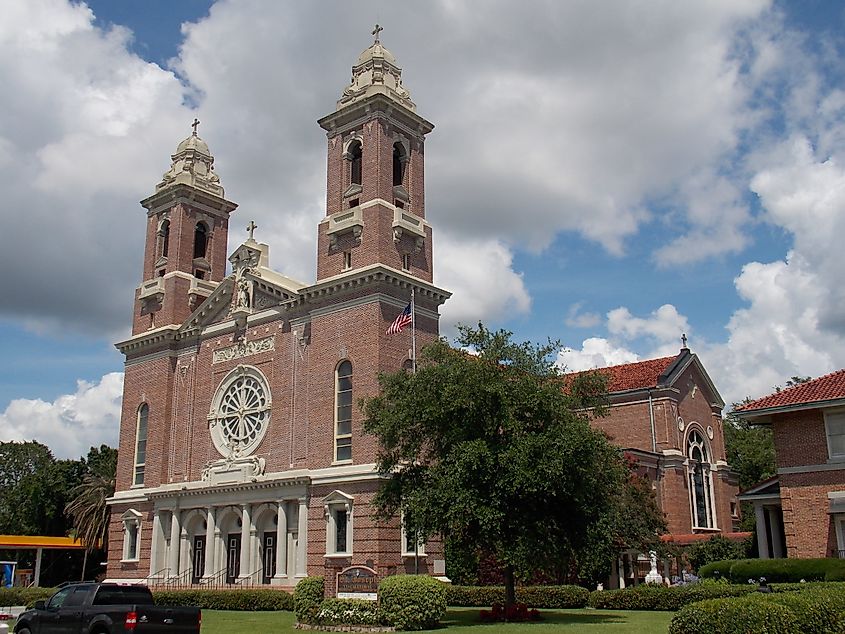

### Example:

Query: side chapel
xmin=106 ymin=33 xmax=449 ymax=592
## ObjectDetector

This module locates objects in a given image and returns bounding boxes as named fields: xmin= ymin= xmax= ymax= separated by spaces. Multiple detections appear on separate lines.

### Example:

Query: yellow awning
xmin=0 ymin=535 xmax=87 ymax=549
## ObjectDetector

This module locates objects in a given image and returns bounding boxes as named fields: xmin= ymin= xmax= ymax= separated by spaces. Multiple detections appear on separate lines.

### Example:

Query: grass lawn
xmin=200 ymin=608 xmax=672 ymax=634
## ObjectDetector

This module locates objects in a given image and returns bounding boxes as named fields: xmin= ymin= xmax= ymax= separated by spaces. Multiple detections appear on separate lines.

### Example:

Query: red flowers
xmin=479 ymin=602 xmax=542 ymax=622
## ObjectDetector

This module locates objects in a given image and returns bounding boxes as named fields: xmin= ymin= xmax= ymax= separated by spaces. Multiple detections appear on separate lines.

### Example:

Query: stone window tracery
xmin=687 ymin=429 xmax=715 ymax=529
xmin=208 ymin=365 xmax=271 ymax=458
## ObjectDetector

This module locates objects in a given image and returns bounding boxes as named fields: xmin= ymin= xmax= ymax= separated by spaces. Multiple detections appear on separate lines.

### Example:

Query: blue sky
xmin=2 ymin=0 xmax=845 ymax=458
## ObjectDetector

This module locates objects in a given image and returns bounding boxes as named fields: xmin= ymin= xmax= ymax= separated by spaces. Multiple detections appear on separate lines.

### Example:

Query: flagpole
xmin=411 ymin=289 xmax=416 ymax=375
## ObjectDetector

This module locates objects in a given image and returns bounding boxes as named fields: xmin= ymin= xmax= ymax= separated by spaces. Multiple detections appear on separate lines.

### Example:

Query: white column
xmin=203 ymin=507 xmax=216 ymax=578
xmin=296 ymin=496 xmax=308 ymax=577
xmin=274 ymin=501 xmax=288 ymax=580
xmin=755 ymin=503 xmax=770 ymax=559
xmin=239 ymin=503 xmax=252 ymax=580
xmin=168 ymin=509 xmax=181 ymax=578
xmin=34 ymin=548 xmax=43 ymax=587
xmin=768 ymin=507 xmax=785 ymax=558
xmin=149 ymin=511 xmax=163 ymax=577
xmin=180 ymin=525 xmax=190 ymax=577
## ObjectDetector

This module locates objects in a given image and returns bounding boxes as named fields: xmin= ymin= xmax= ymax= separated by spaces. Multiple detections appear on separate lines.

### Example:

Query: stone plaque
xmin=336 ymin=566 xmax=378 ymax=600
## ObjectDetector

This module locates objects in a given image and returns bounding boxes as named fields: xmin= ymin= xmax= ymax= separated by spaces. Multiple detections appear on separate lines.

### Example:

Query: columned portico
xmin=738 ymin=477 xmax=784 ymax=559
xmin=141 ymin=476 xmax=310 ymax=587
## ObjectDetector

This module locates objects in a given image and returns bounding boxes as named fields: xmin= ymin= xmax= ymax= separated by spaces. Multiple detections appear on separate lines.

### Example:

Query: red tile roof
xmin=737 ymin=368 xmax=845 ymax=412
xmin=569 ymin=355 xmax=677 ymax=392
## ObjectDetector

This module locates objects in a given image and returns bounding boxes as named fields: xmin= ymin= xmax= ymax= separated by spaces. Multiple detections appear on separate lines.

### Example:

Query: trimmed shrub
xmin=315 ymin=598 xmax=381 ymax=626
xmin=294 ymin=576 xmax=325 ymax=623
xmin=378 ymin=575 xmax=446 ymax=631
xmin=0 ymin=587 xmax=55 ymax=608
xmin=699 ymin=558 xmax=845 ymax=583
xmin=767 ymin=589 xmax=845 ymax=634
xmin=152 ymin=588 xmax=293 ymax=611
xmin=445 ymin=585 xmax=588 ymax=608
xmin=697 ymin=559 xmax=738 ymax=580
xmin=588 ymin=584 xmax=756 ymax=611
xmin=772 ymin=581 xmax=845 ymax=593
xmin=732 ymin=558 xmax=845 ymax=583
xmin=669 ymin=596 xmax=797 ymax=634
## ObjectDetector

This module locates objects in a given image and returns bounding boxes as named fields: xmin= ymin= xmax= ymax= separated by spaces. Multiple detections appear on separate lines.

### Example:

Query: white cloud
xmin=0 ymin=372 xmax=123 ymax=459
xmin=565 ymin=303 xmax=601 ymax=329
xmin=437 ymin=236 xmax=531 ymax=334
xmin=608 ymin=304 xmax=690 ymax=354
xmin=558 ymin=338 xmax=639 ymax=372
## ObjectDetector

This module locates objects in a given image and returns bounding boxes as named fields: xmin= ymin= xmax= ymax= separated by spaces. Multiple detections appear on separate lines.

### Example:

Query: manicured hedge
xmin=669 ymin=596 xmax=797 ymax=634
xmin=697 ymin=559 xmax=737 ymax=580
xmin=698 ymin=558 xmax=845 ymax=583
xmin=152 ymin=588 xmax=293 ymax=611
xmin=587 ymin=584 xmax=756 ymax=611
xmin=0 ymin=586 xmax=55 ymax=608
xmin=378 ymin=574 xmax=446 ymax=631
xmin=294 ymin=576 xmax=325 ymax=623
xmin=670 ymin=588 xmax=845 ymax=634
xmin=445 ymin=585 xmax=589 ymax=608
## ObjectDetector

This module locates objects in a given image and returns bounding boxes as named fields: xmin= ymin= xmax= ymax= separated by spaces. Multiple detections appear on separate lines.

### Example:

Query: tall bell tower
xmin=133 ymin=122 xmax=238 ymax=334
xmin=316 ymin=27 xmax=434 ymax=282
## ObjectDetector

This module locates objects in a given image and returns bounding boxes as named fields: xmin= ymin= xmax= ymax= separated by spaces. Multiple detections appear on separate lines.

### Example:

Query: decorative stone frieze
xmin=212 ymin=335 xmax=275 ymax=364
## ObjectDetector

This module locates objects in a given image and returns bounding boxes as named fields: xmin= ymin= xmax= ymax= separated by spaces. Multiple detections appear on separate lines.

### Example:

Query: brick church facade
xmin=106 ymin=34 xmax=740 ymax=590
xmin=107 ymin=35 xmax=448 ymax=590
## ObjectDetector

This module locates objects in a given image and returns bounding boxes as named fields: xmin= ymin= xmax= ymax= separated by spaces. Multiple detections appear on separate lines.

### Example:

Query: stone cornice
xmin=115 ymin=325 xmax=181 ymax=355
xmin=304 ymin=264 xmax=450 ymax=306
xmin=141 ymin=183 xmax=238 ymax=218
xmin=318 ymin=93 xmax=434 ymax=139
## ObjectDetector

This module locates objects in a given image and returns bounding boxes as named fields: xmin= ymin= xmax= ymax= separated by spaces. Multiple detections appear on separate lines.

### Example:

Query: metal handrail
xmin=235 ymin=567 xmax=263 ymax=587
xmin=163 ymin=568 xmax=192 ymax=589
xmin=146 ymin=567 xmax=170 ymax=585
xmin=200 ymin=567 xmax=229 ymax=589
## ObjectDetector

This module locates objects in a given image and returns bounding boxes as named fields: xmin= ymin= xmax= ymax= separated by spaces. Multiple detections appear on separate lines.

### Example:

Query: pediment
xmin=180 ymin=277 xmax=235 ymax=333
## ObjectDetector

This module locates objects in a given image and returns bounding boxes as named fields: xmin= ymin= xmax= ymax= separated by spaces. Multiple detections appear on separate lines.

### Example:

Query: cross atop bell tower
xmin=132 ymin=123 xmax=238 ymax=334
xmin=316 ymin=31 xmax=434 ymax=283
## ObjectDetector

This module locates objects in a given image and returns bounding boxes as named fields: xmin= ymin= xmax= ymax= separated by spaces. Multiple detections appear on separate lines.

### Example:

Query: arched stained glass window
xmin=687 ymin=429 xmax=714 ymax=529
xmin=134 ymin=404 xmax=148 ymax=486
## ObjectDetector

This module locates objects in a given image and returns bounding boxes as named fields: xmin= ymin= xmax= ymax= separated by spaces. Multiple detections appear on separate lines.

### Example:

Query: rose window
xmin=209 ymin=365 xmax=271 ymax=457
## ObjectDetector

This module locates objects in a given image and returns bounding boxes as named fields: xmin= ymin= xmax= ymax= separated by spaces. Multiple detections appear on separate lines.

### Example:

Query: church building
xmin=106 ymin=32 xmax=741 ymax=591
xmin=106 ymin=32 xmax=449 ymax=592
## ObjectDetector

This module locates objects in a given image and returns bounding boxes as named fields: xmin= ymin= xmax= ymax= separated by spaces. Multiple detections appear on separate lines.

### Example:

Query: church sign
xmin=336 ymin=566 xmax=378 ymax=600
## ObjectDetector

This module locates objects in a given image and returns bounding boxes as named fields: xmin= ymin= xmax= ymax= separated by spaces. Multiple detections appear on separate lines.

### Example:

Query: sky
xmin=2 ymin=0 xmax=845 ymax=459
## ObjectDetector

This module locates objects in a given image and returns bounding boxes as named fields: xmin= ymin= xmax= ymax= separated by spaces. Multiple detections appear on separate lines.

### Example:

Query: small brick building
xmin=106 ymin=35 xmax=449 ymax=591
xmin=736 ymin=371 xmax=845 ymax=559
xmin=572 ymin=353 xmax=742 ymax=585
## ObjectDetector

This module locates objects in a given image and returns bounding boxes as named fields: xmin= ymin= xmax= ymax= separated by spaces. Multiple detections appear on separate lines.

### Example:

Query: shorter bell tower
xmin=316 ymin=28 xmax=434 ymax=283
xmin=133 ymin=122 xmax=238 ymax=334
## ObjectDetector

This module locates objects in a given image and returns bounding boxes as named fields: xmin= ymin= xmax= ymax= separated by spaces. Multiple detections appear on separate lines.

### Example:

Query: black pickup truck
xmin=14 ymin=583 xmax=200 ymax=634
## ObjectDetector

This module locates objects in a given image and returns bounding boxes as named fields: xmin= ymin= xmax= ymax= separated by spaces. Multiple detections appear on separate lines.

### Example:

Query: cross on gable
xmin=191 ymin=118 xmax=200 ymax=135
xmin=247 ymin=220 xmax=258 ymax=240
xmin=372 ymin=24 xmax=383 ymax=43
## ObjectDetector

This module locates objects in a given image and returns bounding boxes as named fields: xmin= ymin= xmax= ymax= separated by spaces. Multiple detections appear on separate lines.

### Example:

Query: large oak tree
xmin=363 ymin=324 xmax=655 ymax=607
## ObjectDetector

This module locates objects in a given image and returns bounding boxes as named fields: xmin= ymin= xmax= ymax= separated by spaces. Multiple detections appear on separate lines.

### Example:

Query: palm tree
xmin=66 ymin=471 xmax=115 ymax=579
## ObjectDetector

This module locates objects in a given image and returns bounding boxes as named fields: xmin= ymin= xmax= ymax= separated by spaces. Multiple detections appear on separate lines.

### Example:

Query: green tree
xmin=363 ymin=324 xmax=640 ymax=611
xmin=0 ymin=441 xmax=83 ymax=536
xmin=66 ymin=445 xmax=117 ymax=579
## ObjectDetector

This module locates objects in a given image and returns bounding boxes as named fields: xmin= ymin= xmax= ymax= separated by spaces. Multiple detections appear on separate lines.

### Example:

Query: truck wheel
xmin=17 ymin=628 xmax=32 ymax=634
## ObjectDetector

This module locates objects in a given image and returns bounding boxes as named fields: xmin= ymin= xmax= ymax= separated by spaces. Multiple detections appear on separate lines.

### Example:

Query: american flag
xmin=387 ymin=302 xmax=413 ymax=335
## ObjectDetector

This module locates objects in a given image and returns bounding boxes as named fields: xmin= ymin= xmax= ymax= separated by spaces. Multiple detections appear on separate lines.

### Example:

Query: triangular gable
xmin=660 ymin=352 xmax=725 ymax=409
xmin=180 ymin=277 xmax=235 ymax=334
